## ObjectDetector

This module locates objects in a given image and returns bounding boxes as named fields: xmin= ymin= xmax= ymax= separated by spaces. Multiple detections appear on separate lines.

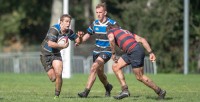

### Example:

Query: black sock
xmin=55 ymin=90 xmax=60 ymax=96
xmin=155 ymin=87 xmax=161 ymax=95
xmin=84 ymin=88 xmax=90 ymax=93
xmin=104 ymin=83 xmax=110 ymax=91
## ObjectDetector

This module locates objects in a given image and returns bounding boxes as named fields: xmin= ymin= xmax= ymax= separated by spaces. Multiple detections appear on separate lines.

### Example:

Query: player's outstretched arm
xmin=75 ymin=31 xmax=84 ymax=46
xmin=75 ymin=32 xmax=91 ymax=46
xmin=82 ymin=33 xmax=91 ymax=42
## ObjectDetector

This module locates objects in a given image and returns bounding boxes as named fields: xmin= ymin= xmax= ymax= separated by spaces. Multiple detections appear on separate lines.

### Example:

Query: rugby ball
xmin=57 ymin=36 xmax=68 ymax=45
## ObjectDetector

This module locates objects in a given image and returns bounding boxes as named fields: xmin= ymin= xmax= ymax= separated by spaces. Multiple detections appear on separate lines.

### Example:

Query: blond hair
xmin=96 ymin=2 xmax=107 ymax=11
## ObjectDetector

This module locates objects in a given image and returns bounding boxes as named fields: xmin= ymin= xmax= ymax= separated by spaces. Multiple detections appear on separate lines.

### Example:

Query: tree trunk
xmin=83 ymin=0 xmax=90 ymax=25
xmin=50 ymin=0 xmax=63 ymax=26
xmin=198 ymin=54 xmax=200 ymax=73
xmin=92 ymin=0 xmax=100 ymax=19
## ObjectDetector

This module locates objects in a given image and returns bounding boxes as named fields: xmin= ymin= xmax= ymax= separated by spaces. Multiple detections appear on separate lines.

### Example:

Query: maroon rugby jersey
xmin=108 ymin=28 xmax=138 ymax=53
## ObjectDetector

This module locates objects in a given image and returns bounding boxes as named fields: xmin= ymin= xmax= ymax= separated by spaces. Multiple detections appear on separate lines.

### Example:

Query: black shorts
xmin=93 ymin=52 xmax=112 ymax=63
xmin=122 ymin=44 xmax=145 ymax=68
xmin=40 ymin=53 xmax=62 ymax=72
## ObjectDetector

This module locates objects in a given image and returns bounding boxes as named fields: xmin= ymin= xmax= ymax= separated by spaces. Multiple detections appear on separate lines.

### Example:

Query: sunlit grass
xmin=0 ymin=73 xmax=200 ymax=102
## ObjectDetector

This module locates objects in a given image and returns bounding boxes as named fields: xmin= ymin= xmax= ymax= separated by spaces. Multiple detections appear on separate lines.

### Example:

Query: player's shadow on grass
xmin=128 ymin=95 xmax=142 ymax=100
xmin=0 ymin=97 xmax=3 ymax=100
xmin=62 ymin=96 xmax=78 ymax=98
xmin=146 ymin=96 xmax=173 ymax=101
xmin=63 ymin=96 xmax=105 ymax=98
xmin=87 ymin=96 xmax=106 ymax=98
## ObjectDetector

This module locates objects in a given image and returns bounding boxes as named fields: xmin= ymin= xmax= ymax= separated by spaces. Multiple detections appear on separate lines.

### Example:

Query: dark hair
xmin=60 ymin=14 xmax=72 ymax=22
xmin=96 ymin=2 xmax=107 ymax=11
xmin=106 ymin=24 xmax=120 ymax=32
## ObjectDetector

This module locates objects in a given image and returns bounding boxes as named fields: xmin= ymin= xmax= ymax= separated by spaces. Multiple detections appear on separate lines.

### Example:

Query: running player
xmin=40 ymin=14 xmax=83 ymax=99
xmin=106 ymin=24 xmax=166 ymax=100
xmin=78 ymin=3 xmax=119 ymax=97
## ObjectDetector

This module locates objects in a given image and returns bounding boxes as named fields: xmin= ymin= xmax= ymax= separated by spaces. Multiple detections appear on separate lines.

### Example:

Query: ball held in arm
xmin=57 ymin=36 xmax=68 ymax=45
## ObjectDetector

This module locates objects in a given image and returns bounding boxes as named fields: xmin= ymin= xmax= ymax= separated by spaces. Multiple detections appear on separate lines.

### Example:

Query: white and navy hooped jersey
xmin=41 ymin=24 xmax=77 ymax=55
xmin=87 ymin=18 xmax=118 ymax=54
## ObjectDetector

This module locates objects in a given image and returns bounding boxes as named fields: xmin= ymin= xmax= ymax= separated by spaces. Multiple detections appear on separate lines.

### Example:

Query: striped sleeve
xmin=68 ymin=29 xmax=77 ymax=41
xmin=47 ymin=27 xmax=58 ymax=42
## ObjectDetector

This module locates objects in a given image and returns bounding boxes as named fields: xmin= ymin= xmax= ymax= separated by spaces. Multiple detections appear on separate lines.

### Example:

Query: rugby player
xmin=78 ymin=3 xmax=119 ymax=97
xmin=40 ymin=14 xmax=83 ymax=99
xmin=106 ymin=24 xmax=166 ymax=100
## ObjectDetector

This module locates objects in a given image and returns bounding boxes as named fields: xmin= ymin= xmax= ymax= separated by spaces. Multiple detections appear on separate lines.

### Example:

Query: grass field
xmin=0 ymin=73 xmax=200 ymax=102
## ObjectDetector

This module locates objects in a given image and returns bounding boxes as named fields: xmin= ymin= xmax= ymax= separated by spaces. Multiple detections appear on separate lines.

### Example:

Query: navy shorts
xmin=93 ymin=52 xmax=112 ymax=63
xmin=122 ymin=44 xmax=145 ymax=68
xmin=40 ymin=53 xmax=62 ymax=72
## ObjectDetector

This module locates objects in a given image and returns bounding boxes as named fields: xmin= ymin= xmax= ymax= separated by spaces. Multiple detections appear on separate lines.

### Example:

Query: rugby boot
xmin=105 ymin=84 xmax=113 ymax=97
xmin=113 ymin=90 xmax=130 ymax=100
xmin=78 ymin=88 xmax=90 ymax=98
xmin=157 ymin=90 xmax=166 ymax=100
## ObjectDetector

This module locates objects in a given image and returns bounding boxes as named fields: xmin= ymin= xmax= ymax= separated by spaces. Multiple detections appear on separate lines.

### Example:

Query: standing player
xmin=106 ymin=25 xmax=166 ymax=100
xmin=40 ymin=14 xmax=83 ymax=99
xmin=78 ymin=3 xmax=119 ymax=97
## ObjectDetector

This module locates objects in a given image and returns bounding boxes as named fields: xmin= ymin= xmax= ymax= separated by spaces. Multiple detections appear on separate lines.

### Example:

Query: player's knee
xmin=112 ymin=63 xmax=119 ymax=72
xmin=112 ymin=63 xmax=118 ymax=68
xmin=47 ymin=71 xmax=56 ymax=82
xmin=55 ymin=71 xmax=62 ymax=78
xmin=91 ymin=62 xmax=99 ymax=70
xmin=112 ymin=67 xmax=118 ymax=72
xmin=135 ymin=75 xmax=143 ymax=82
xmin=90 ymin=67 xmax=97 ymax=73
xmin=50 ymin=76 xmax=56 ymax=82
xmin=91 ymin=64 xmax=97 ymax=69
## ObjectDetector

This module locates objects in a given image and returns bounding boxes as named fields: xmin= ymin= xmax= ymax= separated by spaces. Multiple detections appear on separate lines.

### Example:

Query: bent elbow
xmin=140 ymin=38 xmax=147 ymax=43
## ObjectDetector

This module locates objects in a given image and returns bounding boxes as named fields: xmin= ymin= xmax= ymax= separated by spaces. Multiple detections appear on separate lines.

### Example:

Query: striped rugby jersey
xmin=41 ymin=24 xmax=77 ymax=55
xmin=87 ymin=18 xmax=118 ymax=54
xmin=108 ymin=28 xmax=138 ymax=53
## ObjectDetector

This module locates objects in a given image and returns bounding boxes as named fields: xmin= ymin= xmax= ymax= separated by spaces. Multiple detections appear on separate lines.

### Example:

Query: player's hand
xmin=75 ymin=43 xmax=79 ymax=46
xmin=77 ymin=31 xmax=84 ymax=37
xmin=149 ymin=53 xmax=156 ymax=62
xmin=112 ymin=54 xmax=118 ymax=63
xmin=63 ymin=42 xmax=69 ymax=48
xmin=58 ymin=42 xmax=69 ymax=49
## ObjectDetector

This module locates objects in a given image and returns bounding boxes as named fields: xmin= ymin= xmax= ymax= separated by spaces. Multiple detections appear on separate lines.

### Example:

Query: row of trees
xmin=0 ymin=0 xmax=199 ymax=73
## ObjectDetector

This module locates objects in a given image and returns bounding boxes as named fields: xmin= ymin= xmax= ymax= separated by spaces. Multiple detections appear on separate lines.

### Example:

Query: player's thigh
xmin=52 ymin=60 xmax=63 ymax=73
xmin=93 ymin=52 xmax=111 ymax=63
xmin=99 ymin=52 xmax=111 ymax=63
xmin=114 ymin=57 xmax=128 ymax=69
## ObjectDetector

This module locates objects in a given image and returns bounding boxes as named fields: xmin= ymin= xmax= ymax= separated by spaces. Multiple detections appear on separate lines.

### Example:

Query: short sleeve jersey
xmin=41 ymin=24 xmax=77 ymax=55
xmin=87 ymin=18 xmax=118 ymax=54
xmin=108 ymin=28 xmax=138 ymax=53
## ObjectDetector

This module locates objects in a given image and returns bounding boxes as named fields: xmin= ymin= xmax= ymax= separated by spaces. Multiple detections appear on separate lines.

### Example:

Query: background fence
xmin=0 ymin=52 xmax=157 ymax=74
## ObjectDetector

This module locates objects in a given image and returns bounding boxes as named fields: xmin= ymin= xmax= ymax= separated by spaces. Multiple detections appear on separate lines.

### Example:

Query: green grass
xmin=0 ymin=73 xmax=200 ymax=102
